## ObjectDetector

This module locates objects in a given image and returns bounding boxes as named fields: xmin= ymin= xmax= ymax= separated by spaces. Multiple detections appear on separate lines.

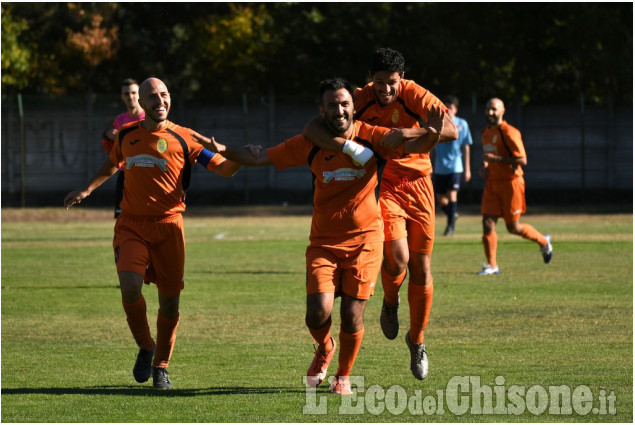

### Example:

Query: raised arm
xmin=303 ymin=115 xmax=373 ymax=166
xmin=64 ymin=156 xmax=119 ymax=209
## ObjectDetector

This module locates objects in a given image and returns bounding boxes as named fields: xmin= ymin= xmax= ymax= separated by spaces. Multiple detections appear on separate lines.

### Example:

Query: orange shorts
xmin=113 ymin=212 xmax=185 ymax=297
xmin=481 ymin=177 xmax=527 ymax=223
xmin=379 ymin=175 xmax=435 ymax=254
xmin=305 ymin=241 xmax=382 ymax=300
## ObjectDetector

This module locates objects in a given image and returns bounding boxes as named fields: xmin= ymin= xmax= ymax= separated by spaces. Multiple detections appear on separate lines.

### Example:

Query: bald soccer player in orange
xmin=303 ymin=48 xmax=458 ymax=380
xmin=477 ymin=97 xmax=553 ymax=275
xmin=64 ymin=77 xmax=241 ymax=389
xmin=192 ymin=77 xmax=446 ymax=394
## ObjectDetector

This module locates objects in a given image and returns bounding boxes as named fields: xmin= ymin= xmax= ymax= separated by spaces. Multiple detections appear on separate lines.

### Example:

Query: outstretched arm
xmin=192 ymin=132 xmax=272 ymax=166
xmin=64 ymin=157 xmax=119 ymax=209
xmin=303 ymin=115 xmax=373 ymax=166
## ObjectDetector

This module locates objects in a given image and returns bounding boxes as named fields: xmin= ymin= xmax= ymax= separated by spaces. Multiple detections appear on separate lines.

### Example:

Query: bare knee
xmin=118 ymin=271 xmax=144 ymax=303
xmin=305 ymin=293 xmax=333 ymax=329
xmin=506 ymin=221 xmax=523 ymax=235
xmin=384 ymin=240 xmax=409 ymax=275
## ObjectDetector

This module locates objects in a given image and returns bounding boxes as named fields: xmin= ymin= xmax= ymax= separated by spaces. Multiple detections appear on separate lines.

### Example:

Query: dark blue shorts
xmin=433 ymin=173 xmax=461 ymax=194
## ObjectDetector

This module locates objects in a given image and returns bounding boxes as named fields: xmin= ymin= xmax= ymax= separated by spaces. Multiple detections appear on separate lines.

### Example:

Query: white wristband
xmin=343 ymin=140 xmax=374 ymax=166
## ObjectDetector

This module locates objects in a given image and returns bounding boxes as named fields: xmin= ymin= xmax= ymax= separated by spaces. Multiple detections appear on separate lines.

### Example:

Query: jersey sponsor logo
xmin=484 ymin=145 xmax=498 ymax=153
xmin=322 ymin=167 xmax=366 ymax=183
xmin=157 ymin=138 xmax=168 ymax=153
xmin=126 ymin=154 xmax=169 ymax=171
xmin=129 ymin=139 xmax=141 ymax=145
xmin=324 ymin=154 xmax=335 ymax=161
xmin=391 ymin=108 xmax=399 ymax=124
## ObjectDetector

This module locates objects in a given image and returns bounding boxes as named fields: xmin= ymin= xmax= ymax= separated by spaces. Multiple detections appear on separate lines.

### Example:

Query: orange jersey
xmin=353 ymin=79 xmax=445 ymax=182
xmin=267 ymin=120 xmax=402 ymax=247
xmin=110 ymin=120 xmax=225 ymax=217
xmin=481 ymin=121 xmax=526 ymax=180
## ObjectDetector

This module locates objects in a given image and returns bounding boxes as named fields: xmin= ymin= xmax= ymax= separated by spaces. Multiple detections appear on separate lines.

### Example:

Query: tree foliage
xmin=1 ymin=2 xmax=631 ymax=105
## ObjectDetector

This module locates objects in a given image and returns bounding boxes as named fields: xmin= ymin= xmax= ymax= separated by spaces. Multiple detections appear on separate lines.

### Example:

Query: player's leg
xmin=146 ymin=215 xmax=186 ymax=389
xmin=379 ymin=188 xmax=409 ymax=339
xmin=305 ymin=246 xmax=338 ymax=387
xmin=400 ymin=176 xmax=435 ymax=379
xmin=479 ymin=180 xmax=501 ymax=274
xmin=331 ymin=242 xmax=379 ymax=394
xmin=502 ymin=178 xmax=553 ymax=263
xmin=331 ymin=294 xmax=366 ymax=394
xmin=479 ymin=214 xmax=500 ymax=274
xmin=305 ymin=292 xmax=336 ymax=387
xmin=114 ymin=215 xmax=156 ymax=383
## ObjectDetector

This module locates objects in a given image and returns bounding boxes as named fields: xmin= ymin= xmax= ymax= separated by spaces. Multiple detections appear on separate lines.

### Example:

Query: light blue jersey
xmin=433 ymin=116 xmax=473 ymax=175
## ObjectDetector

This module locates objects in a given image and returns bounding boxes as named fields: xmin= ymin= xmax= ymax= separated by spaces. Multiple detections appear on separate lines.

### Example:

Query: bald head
xmin=138 ymin=78 xmax=171 ymax=129
xmin=485 ymin=97 xmax=505 ymax=126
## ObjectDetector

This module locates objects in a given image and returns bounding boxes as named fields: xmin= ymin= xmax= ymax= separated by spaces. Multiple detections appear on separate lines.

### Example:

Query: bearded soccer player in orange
xmin=303 ymin=48 xmax=458 ymax=380
xmin=192 ymin=78 xmax=446 ymax=394
xmin=64 ymin=78 xmax=241 ymax=389
xmin=477 ymin=97 xmax=553 ymax=276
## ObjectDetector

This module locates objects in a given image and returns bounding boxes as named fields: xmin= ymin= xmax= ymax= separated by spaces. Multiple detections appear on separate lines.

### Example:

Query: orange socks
xmin=153 ymin=312 xmax=180 ymax=368
xmin=336 ymin=328 xmax=364 ymax=377
xmin=482 ymin=231 xmax=498 ymax=267
xmin=122 ymin=296 xmax=155 ymax=351
xmin=381 ymin=267 xmax=407 ymax=306
xmin=520 ymin=224 xmax=547 ymax=246
xmin=408 ymin=279 xmax=434 ymax=345
xmin=308 ymin=318 xmax=333 ymax=354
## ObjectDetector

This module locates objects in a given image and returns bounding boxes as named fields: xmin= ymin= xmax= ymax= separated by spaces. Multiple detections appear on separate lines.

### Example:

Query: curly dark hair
xmin=370 ymin=47 xmax=405 ymax=75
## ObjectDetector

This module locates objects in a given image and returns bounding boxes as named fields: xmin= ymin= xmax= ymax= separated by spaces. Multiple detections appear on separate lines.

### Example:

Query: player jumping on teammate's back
xmin=193 ymin=77 xmax=448 ymax=393
xmin=303 ymin=48 xmax=458 ymax=380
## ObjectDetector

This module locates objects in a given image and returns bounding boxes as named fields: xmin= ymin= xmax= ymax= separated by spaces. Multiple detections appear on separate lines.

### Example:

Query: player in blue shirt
xmin=432 ymin=95 xmax=473 ymax=235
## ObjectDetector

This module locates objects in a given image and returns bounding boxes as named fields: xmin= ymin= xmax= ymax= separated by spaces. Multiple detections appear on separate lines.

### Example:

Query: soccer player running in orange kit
xmin=303 ymin=48 xmax=458 ymax=380
xmin=477 ymin=97 xmax=553 ymax=275
xmin=64 ymin=77 xmax=241 ymax=389
xmin=192 ymin=78 xmax=447 ymax=394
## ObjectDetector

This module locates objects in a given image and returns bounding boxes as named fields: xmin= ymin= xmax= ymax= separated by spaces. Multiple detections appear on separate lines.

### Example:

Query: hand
xmin=463 ymin=169 xmax=472 ymax=183
xmin=191 ymin=131 xmax=223 ymax=153
xmin=421 ymin=104 xmax=445 ymax=138
xmin=245 ymin=144 xmax=263 ymax=159
xmin=64 ymin=188 xmax=90 ymax=209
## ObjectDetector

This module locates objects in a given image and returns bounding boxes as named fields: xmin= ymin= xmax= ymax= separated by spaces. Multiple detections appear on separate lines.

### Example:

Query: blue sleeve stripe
xmin=197 ymin=148 xmax=214 ymax=168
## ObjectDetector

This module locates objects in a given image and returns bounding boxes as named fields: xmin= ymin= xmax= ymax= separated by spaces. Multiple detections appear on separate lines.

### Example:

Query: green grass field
xmin=1 ymin=207 xmax=632 ymax=422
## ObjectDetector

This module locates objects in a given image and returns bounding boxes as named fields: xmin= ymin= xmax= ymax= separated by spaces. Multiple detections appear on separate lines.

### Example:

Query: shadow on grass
xmin=2 ymin=385 xmax=308 ymax=397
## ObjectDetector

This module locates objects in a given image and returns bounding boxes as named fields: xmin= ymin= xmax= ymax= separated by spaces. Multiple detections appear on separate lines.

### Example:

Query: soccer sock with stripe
xmin=381 ymin=266 xmax=406 ymax=306
xmin=153 ymin=311 xmax=180 ymax=369
xmin=308 ymin=317 xmax=334 ymax=354
xmin=122 ymin=295 xmax=155 ymax=352
xmin=520 ymin=223 xmax=548 ymax=246
xmin=482 ymin=231 xmax=498 ymax=267
xmin=408 ymin=278 xmax=434 ymax=345
xmin=336 ymin=327 xmax=364 ymax=377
